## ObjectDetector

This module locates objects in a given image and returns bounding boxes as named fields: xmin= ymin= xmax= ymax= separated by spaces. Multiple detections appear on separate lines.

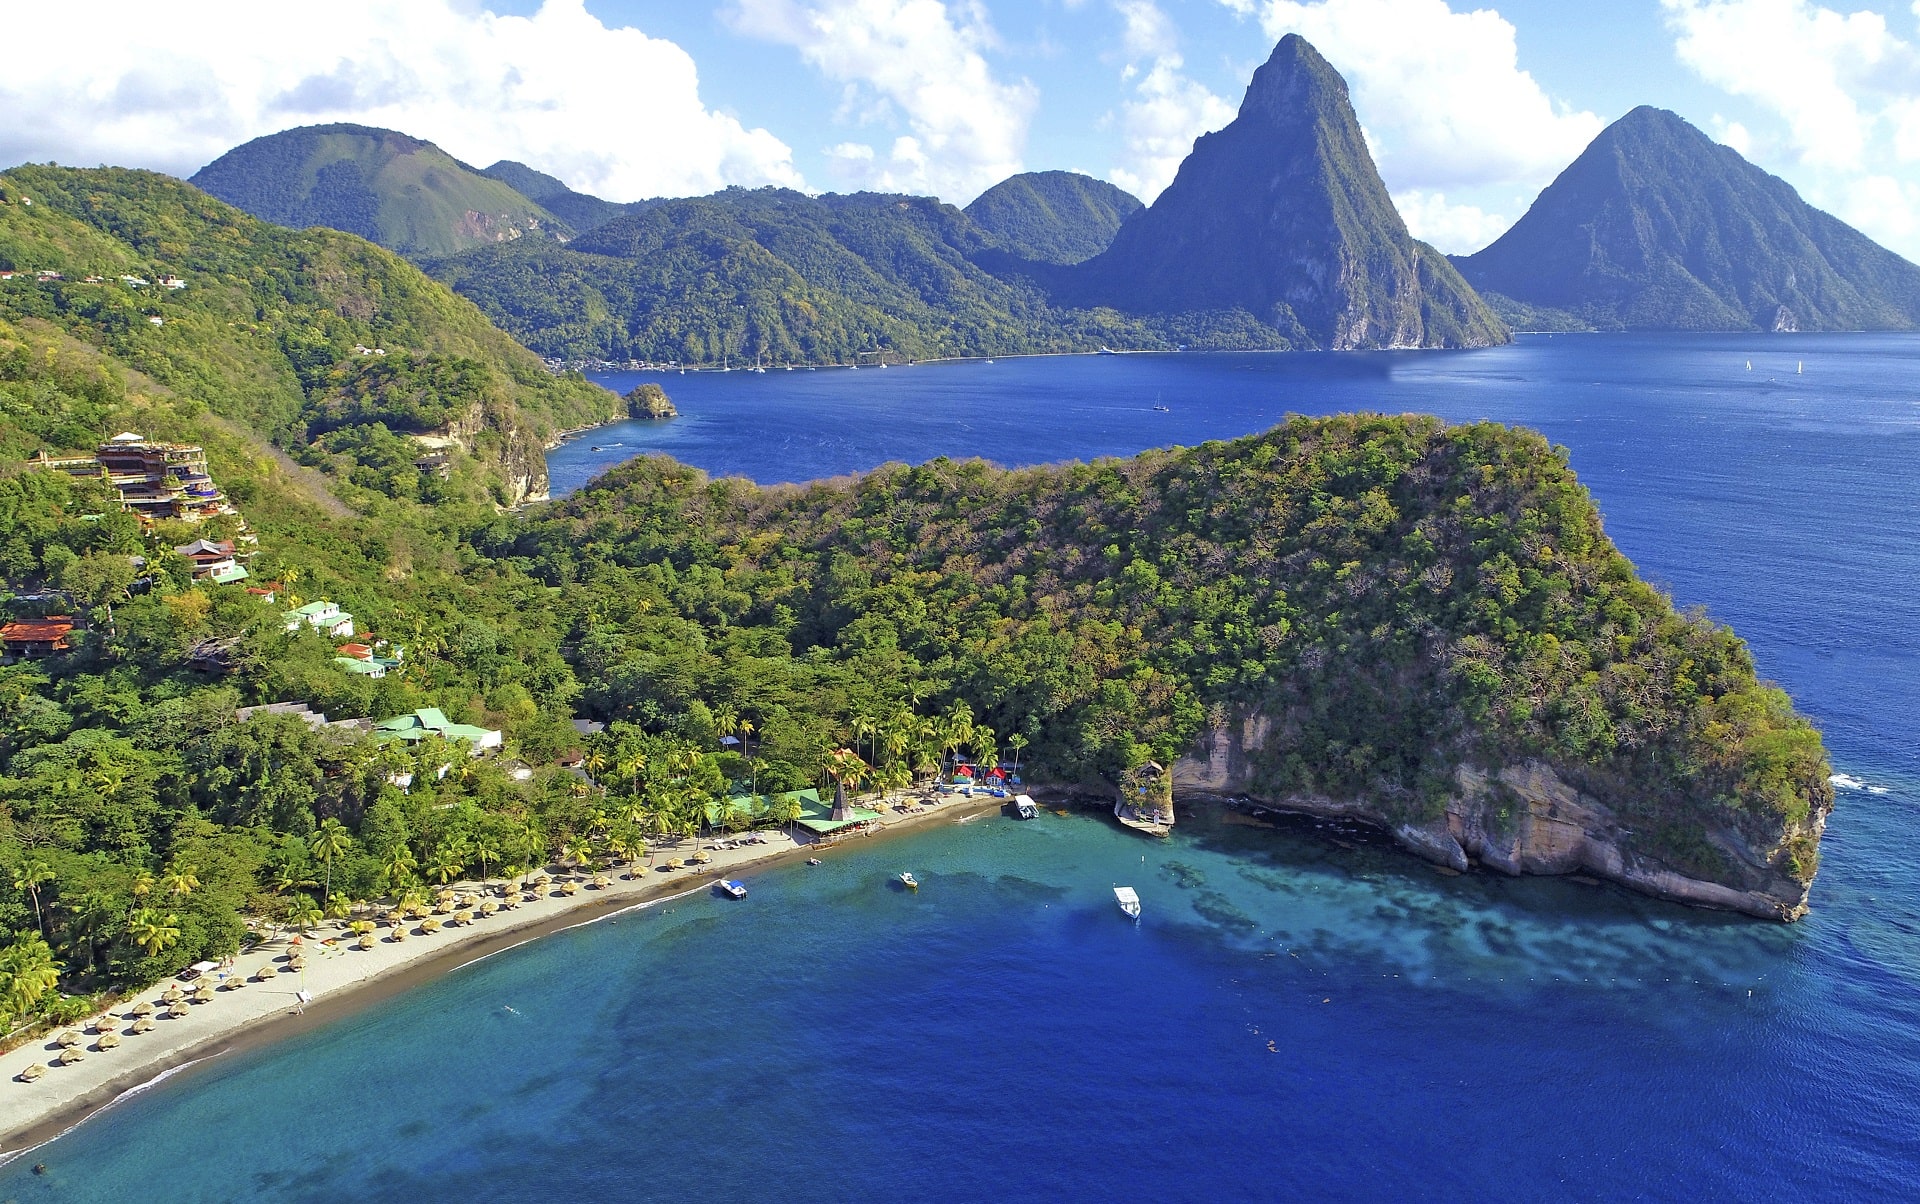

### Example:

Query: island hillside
xmin=508 ymin=416 xmax=1828 ymax=918
xmin=962 ymin=171 xmax=1143 ymax=266
xmin=1456 ymin=106 xmax=1920 ymax=331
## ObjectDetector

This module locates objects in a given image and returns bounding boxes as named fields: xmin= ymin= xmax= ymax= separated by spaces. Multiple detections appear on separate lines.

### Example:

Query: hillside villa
xmin=283 ymin=600 xmax=354 ymax=638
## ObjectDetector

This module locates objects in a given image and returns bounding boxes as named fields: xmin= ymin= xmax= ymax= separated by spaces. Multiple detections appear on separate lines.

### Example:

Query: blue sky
xmin=7 ymin=1 xmax=1920 ymax=256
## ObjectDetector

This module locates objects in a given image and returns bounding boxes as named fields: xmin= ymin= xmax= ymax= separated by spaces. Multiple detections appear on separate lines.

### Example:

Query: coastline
xmin=0 ymin=790 xmax=1008 ymax=1158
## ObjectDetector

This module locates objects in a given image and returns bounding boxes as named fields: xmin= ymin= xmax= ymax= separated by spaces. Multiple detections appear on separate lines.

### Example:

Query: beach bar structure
xmin=714 ymin=788 xmax=882 ymax=842
xmin=29 ymin=432 xmax=238 ymax=525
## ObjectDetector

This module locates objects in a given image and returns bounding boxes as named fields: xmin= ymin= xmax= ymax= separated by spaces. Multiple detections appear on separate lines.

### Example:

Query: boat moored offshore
xmin=1114 ymin=886 xmax=1141 ymax=920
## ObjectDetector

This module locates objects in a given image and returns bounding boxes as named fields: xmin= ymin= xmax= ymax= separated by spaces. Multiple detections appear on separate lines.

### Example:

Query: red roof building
xmin=2 ymin=618 xmax=75 ymax=658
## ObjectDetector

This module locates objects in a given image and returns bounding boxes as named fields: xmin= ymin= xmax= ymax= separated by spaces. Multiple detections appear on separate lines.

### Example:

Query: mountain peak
xmin=1064 ymin=35 xmax=1507 ymax=350
xmin=1457 ymin=106 xmax=1920 ymax=331
xmin=1237 ymin=33 xmax=1349 ymax=125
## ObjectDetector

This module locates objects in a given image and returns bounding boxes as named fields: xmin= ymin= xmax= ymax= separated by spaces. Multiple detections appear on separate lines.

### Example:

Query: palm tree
xmin=131 ymin=869 xmax=154 ymax=902
xmin=308 ymin=820 xmax=353 ymax=903
xmin=287 ymin=898 xmax=324 ymax=935
xmin=736 ymin=715 xmax=756 ymax=756
xmin=160 ymin=863 xmax=200 ymax=900
xmin=427 ymin=843 xmax=466 ymax=886
xmin=850 ymin=713 xmax=878 ymax=767
xmin=383 ymin=846 xmax=418 ymax=894
xmin=13 ymin=858 xmax=53 ymax=940
xmin=1006 ymin=733 xmax=1030 ymax=776
xmin=127 ymin=908 xmax=180 ymax=959
xmin=0 ymin=934 xmax=61 ymax=1021
xmin=471 ymin=838 xmax=502 ymax=884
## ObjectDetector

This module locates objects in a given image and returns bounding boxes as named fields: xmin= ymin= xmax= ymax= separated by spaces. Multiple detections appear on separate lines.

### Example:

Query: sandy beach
xmin=0 ymin=789 xmax=1010 ymax=1158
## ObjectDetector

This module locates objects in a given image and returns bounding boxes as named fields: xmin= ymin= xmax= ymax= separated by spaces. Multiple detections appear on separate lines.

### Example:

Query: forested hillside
xmin=963 ymin=171 xmax=1141 ymax=265
xmin=0 ymin=165 xmax=620 ymax=508
xmin=428 ymin=187 xmax=1282 ymax=364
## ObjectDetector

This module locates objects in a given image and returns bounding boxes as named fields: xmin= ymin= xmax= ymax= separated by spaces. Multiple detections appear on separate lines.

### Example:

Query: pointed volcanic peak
xmin=191 ymin=124 xmax=566 ymax=259
xmin=1067 ymin=35 xmax=1507 ymax=350
xmin=1456 ymin=106 xmax=1920 ymax=331
xmin=964 ymin=171 xmax=1143 ymax=265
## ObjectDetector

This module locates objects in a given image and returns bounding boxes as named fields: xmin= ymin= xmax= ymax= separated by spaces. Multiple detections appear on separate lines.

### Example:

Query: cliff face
xmin=1066 ymin=35 xmax=1509 ymax=349
xmin=1174 ymin=712 xmax=1826 ymax=919
xmin=444 ymin=404 xmax=551 ymax=506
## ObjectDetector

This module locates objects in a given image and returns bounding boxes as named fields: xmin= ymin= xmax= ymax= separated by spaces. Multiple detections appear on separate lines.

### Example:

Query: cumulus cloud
xmin=725 ymin=0 xmax=1036 ymax=201
xmin=1392 ymin=189 xmax=1510 ymax=252
xmin=1661 ymin=0 xmax=1911 ymax=171
xmin=1108 ymin=1 xmax=1237 ymax=201
xmin=0 ymin=0 xmax=802 ymax=202
xmin=1221 ymin=0 xmax=1602 ymax=193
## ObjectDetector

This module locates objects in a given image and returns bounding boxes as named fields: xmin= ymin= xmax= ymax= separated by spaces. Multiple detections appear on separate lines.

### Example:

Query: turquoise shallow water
xmin=8 ymin=335 xmax=1920 ymax=1199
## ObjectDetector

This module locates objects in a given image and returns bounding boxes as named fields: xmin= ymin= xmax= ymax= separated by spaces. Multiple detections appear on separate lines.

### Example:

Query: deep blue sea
xmin=8 ymin=335 xmax=1920 ymax=1200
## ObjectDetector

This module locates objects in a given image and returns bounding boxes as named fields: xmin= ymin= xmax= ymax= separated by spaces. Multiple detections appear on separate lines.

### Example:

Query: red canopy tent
xmin=955 ymin=765 xmax=974 ymax=778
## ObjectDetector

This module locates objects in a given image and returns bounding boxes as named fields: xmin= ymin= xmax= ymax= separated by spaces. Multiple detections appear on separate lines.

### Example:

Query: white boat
xmin=1013 ymin=794 xmax=1038 ymax=819
xmin=898 ymin=872 xmax=919 ymax=891
xmin=1114 ymin=886 xmax=1141 ymax=920
xmin=717 ymin=879 xmax=747 ymax=899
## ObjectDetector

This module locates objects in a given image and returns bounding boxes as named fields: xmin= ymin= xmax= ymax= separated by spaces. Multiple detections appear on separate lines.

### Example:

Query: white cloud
xmin=0 ymin=0 xmax=803 ymax=202
xmin=1108 ymin=1 xmax=1236 ymax=201
xmin=725 ymin=0 xmax=1036 ymax=201
xmin=1392 ymin=189 xmax=1510 ymax=253
xmin=1661 ymin=0 xmax=1909 ymax=171
xmin=1223 ymin=0 xmax=1603 ymax=193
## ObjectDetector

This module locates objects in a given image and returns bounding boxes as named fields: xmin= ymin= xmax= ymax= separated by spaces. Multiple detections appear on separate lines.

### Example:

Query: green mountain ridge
xmin=962 ymin=171 xmax=1142 ymax=265
xmin=1455 ymin=106 xmax=1920 ymax=331
xmin=478 ymin=160 xmax=628 ymax=234
xmin=0 ymin=164 xmax=622 ymax=508
xmin=1063 ymin=36 xmax=1508 ymax=350
xmin=191 ymin=125 xmax=568 ymax=259
xmin=427 ymin=187 xmax=1285 ymax=364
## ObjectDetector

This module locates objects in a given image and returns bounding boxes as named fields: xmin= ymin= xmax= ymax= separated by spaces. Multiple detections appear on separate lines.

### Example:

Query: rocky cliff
xmin=1174 ymin=712 xmax=1826 ymax=919
xmin=1065 ymin=35 xmax=1508 ymax=349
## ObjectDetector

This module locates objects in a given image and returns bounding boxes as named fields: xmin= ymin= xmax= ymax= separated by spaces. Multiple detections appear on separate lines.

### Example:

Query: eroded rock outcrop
xmin=1175 ymin=713 xmax=1824 ymax=920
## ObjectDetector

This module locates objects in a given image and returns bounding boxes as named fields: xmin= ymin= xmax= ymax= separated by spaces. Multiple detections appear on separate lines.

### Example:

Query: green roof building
xmin=372 ymin=707 xmax=502 ymax=754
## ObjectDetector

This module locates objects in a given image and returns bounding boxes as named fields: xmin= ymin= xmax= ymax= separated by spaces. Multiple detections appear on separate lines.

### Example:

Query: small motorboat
xmin=717 ymin=880 xmax=747 ymax=900
xmin=1114 ymin=886 xmax=1141 ymax=920
xmin=898 ymin=872 xmax=919 ymax=891
xmin=807 ymin=858 xmax=823 ymax=866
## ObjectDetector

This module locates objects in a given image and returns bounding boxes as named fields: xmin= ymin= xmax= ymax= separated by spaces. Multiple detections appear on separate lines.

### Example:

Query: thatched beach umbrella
xmin=55 ymin=1030 xmax=80 ymax=1048
xmin=192 ymin=983 xmax=215 ymax=1003
xmin=164 ymin=1004 xmax=189 ymax=1020
xmin=478 ymin=899 xmax=499 ymax=916
xmin=357 ymin=933 xmax=374 ymax=950
xmin=18 ymin=1063 xmax=46 ymax=1082
xmin=57 ymin=1046 xmax=85 ymax=1065
xmin=433 ymin=898 xmax=453 ymax=916
xmin=560 ymin=879 xmax=580 ymax=896
xmin=251 ymin=965 xmax=274 ymax=983
xmin=161 ymin=986 xmax=184 ymax=1004
xmin=453 ymin=909 xmax=473 ymax=926
xmin=420 ymin=917 xmax=442 ymax=934
xmin=455 ymin=891 xmax=477 ymax=908
xmin=391 ymin=923 xmax=408 ymax=941
xmin=385 ymin=908 xmax=406 ymax=925
xmin=224 ymin=974 xmax=247 ymax=990
xmin=98 ymin=1031 xmax=122 ymax=1050
xmin=590 ymin=874 xmax=610 ymax=890
xmin=92 ymin=1015 xmax=117 ymax=1034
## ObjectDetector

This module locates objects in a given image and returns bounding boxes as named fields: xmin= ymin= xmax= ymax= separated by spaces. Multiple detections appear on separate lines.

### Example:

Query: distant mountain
xmin=192 ymin=124 xmax=565 ymax=258
xmin=1064 ymin=36 xmax=1507 ymax=350
xmin=428 ymin=187 xmax=1283 ymax=365
xmin=1455 ymin=107 xmax=1920 ymax=332
xmin=480 ymin=160 xmax=626 ymax=234
xmin=963 ymin=171 xmax=1141 ymax=265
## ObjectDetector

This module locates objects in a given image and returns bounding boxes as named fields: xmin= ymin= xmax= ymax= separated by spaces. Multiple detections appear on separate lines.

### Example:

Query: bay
xmin=8 ymin=334 xmax=1919 ymax=1200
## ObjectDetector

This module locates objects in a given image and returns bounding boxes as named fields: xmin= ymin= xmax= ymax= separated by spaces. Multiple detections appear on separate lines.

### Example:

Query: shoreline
xmin=0 ymin=790 xmax=1008 ymax=1157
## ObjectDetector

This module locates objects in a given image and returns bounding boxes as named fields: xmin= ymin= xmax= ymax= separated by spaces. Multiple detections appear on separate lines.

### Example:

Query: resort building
xmin=29 ymin=432 xmax=239 ymax=525
xmin=1 ymin=617 xmax=75 ymax=659
xmin=174 ymin=538 xmax=249 ymax=584
xmin=283 ymin=600 xmax=354 ymax=638
xmin=710 ymin=788 xmax=882 ymax=841
xmin=372 ymin=707 xmax=502 ymax=755
xmin=334 ymin=639 xmax=403 ymax=678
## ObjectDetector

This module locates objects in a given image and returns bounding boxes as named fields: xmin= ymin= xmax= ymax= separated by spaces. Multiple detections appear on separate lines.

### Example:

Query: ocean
xmin=7 ymin=334 xmax=1918 ymax=1200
